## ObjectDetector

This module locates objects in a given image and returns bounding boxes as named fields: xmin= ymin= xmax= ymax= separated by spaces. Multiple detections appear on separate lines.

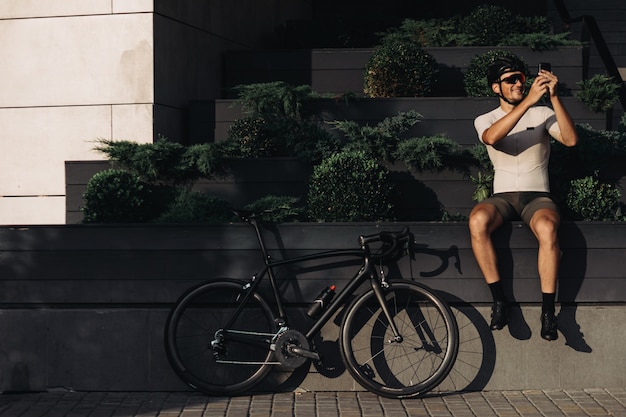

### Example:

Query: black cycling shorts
xmin=479 ymin=192 xmax=559 ymax=224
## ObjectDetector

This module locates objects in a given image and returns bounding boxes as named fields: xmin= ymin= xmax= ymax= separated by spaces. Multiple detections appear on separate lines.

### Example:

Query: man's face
xmin=492 ymin=71 xmax=526 ymax=104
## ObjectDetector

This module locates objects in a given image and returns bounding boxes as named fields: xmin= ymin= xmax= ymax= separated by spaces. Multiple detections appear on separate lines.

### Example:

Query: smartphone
xmin=538 ymin=62 xmax=552 ymax=73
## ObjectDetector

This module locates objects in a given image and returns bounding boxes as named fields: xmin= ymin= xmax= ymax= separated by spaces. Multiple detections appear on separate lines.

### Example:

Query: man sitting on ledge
xmin=469 ymin=55 xmax=578 ymax=341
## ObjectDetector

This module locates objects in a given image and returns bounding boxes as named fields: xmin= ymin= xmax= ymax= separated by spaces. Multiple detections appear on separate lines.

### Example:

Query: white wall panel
xmin=0 ymin=14 xmax=154 ymax=107
xmin=0 ymin=0 xmax=154 ymax=18
xmin=0 ymin=196 xmax=65 ymax=225
xmin=0 ymin=106 xmax=112 ymax=196
xmin=0 ymin=1 xmax=112 ymax=18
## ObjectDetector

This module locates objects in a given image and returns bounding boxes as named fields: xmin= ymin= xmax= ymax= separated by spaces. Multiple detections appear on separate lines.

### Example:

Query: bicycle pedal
xmin=289 ymin=346 xmax=320 ymax=361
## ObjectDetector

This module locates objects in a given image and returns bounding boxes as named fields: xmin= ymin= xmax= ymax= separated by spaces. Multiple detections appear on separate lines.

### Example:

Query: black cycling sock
xmin=488 ymin=281 xmax=506 ymax=303
xmin=542 ymin=292 xmax=556 ymax=314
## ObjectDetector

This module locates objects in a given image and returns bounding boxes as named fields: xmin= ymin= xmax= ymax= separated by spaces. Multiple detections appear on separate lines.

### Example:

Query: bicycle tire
xmin=164 ymin=280 xmax=277 ymax=395
xmin=340 ymin=280 xmax=459 ymax=399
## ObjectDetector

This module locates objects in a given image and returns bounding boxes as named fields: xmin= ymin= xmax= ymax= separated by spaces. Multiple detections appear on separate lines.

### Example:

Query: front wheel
xmin=340 ymin=280 xmax=459 ymax=399
xmin=164 ymin=280 xmax=277 ymax=395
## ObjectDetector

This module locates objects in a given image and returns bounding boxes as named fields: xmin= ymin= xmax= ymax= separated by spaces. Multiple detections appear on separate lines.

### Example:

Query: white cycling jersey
xmin=474 ymin=106 xmax=561 ymax=194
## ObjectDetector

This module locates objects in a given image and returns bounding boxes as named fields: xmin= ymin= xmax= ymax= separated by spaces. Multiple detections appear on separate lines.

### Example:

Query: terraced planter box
xmin=223 ymin=46 xmax=587 ymax=97
xmin=206 ymin=96 xmax=605 ymax=145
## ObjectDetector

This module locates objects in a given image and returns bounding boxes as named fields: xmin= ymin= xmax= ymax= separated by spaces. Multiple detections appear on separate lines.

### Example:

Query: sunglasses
xmin=498 ymin=73 xmax=526 ymax=84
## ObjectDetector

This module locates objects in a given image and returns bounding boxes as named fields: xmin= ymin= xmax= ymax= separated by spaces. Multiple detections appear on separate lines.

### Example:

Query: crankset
xmin=271 ymin=329 xmax=319 ymax=368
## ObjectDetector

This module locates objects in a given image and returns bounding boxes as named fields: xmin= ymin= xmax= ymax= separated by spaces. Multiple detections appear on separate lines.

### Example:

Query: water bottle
xmin=306 ymin=285 xmax=336 ymax=319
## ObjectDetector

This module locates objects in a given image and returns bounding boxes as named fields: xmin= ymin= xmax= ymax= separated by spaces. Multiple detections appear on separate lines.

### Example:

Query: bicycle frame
xmin=165 ymin=214 xmax=459 ymax=398
xmin=223 ymin=216 xmax=403 ymax=345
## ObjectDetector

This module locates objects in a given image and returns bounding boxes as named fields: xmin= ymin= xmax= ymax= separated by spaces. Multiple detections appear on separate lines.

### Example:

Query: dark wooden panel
xmin=213 ymin=97 xmax=605 ymax=142
xmin=65 ymin=160 xmax=110 ymax=184
xmin=223 ymin=47 xmax=586 ymax=97
xmin=1 ymin=223 xmax=625 ymax=305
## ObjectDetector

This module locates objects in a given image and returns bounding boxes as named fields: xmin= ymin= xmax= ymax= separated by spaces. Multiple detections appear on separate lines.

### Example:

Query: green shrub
xmin=469 ymin=144 xmax=493 ymax=172
xmin=395 ymin=135 xmax=462 ymax=171
xmin=551 ymin=124 xmax=626 ymax=183
xmin=307 ymin=151 xmax=394 ymax=222
xmin=619 ymin=114 xmax=626 ymax=133
xmin=377 ymin=7 xmax=575 ymax=50
xmin=227 ymin=116 xmax=340 ymax=164
xmin=469 ymin=172 xmax=494 ymax=202
xmin=464 ymin=50 xmax=529 ymax=97
xmin=232 ymin=82 xmax=318 ymax=119
xmin=95 ymin=139 xmax=236 ymax=182
xmin=82 ymin=169 xmax=152 ymax=223
xmin=576 ymin=74 xmax=621 ymax=113
xmin=503 ymin=32 xmax=580 ymax=51
xmin=94 ymin=138 xmax=197 ymax=184
xmin=244 ymin=195 xmax=304 ymax=222
xmin=183 ymin=141 xmax=236 ymax=177
xmin=513 ymin=15 xmax=553 ymax=34
xmin=227 ymin=117 xmax=285 ymax=158
xmin=330 ymin=111 xmax=422 ymax=161
xmin=364 ymin=41 xmax=438 ymax=98
xmin=566 ymin=176 xmax=623 ymax=221
xmin=377 ymin=17 xmax=470 ymax=47
xmin=228 ymin=82 xmax=340 ymax=164
xmin=461 ymin=5 xmax=516 ymax=46
xmin=155 ymin=189 xmax=233 ymax=223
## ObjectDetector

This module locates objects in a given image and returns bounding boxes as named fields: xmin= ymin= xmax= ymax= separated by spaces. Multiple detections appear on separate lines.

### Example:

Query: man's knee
xmin=531 ymin=210 xmax=560 ymax=240
xmin=469 ymin=205 xmax=501 ymax=235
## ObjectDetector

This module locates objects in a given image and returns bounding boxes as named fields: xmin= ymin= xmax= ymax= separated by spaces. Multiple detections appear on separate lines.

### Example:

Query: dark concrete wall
xmin=0 ymin=222 xmax=624 ymax=392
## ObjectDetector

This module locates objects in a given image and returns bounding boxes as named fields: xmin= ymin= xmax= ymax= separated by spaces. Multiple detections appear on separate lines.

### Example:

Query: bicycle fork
xmin=370 ymin=268 xmax=404 ymax=344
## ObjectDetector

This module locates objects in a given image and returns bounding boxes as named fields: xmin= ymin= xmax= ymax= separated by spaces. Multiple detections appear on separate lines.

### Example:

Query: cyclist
xmin=469 ymin=55 xmax=578 ymax=341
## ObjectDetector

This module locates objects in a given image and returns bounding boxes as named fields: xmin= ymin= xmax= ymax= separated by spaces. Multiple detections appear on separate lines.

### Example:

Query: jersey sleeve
xmin=544 ymin=107 xmax=560 ymax=139
xmin=474 ymin=113 xmax=494 ymax=144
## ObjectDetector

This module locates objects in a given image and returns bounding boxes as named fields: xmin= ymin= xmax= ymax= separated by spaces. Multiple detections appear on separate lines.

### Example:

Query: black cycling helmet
xmin=487 ymin=56 xmax=527 ymax=85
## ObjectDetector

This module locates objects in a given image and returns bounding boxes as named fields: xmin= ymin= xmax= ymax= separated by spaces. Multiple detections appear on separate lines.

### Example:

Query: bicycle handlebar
xmin=235 ymin=208 xmax=411 ymax=263
xmin=359 ymin=227 xmax=411 ymax=262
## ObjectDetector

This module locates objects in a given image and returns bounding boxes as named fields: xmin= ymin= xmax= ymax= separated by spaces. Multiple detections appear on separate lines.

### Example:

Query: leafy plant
xmin=619 ymin=113 xmax=626 ymax=133
xmin=244 ymin=195 xmax=304 ymax=222
xmin=155 ymin=189 xmax=233 ymax=223
xmin=330 ymin=110 xmax=422 ymax=160
xmin=576 ymin=75 xmax=621 ymax=113
xmin=228 ymin=82 xmax=340 ymax=163
xmin=464 ymin=50 xmax=529 ymax=97
xmin=82 ymin=169 xmax=153 ymax=223
xmin=395 ymin=135 xmax=462 ymax=171
xmin=364 ymin=41 xmax=438 ymax=98
xmin=469 ymin=144 xmax=493 ymax=172
xmin=460 ymin=5 xmax=516 ymax=46
xmin=378 ymin=4 xmax=581 ymax=50
xmin=307 ymin=151 xmax=394 ymax=222
xmin=566 ymin=175 xmax=623 ymax=221
xmin=549 ymin=124 xmax=626 ymax=210
xmin=377 ymin=17 xmax=471 ymax=47
xmin=513 ymin=15 xmax=553 ymax=34
xmin=503 ymin=32 xmax=581 ymax=51
xmin=227 ymin=117 xmax=286 ymax=158
xmin=470 ymin=172 xmax=494 ymax=202
xmin=94 ymin=139 xmax=235 ymax=183
xmin=232 ymin=82 xmax=318 ymax=119
xmin=94 ymin=138 xmax=189 ymax=184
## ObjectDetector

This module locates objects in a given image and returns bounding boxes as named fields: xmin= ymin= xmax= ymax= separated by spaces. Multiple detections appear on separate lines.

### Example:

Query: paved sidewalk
xmin=1 ymin=389 xmax=625 ymax=417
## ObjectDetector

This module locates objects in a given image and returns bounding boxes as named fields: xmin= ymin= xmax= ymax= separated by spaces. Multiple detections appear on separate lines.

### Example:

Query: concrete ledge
xmin=1 ymin=304 xmax=622 ymax=393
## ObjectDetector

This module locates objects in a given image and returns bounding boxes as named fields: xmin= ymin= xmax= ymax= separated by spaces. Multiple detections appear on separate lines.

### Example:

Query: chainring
xmin=272 ymin=329 xmax=310 ymax=369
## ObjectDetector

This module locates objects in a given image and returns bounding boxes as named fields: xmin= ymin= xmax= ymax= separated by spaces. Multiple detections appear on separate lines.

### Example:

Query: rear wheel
xmin=340 ymin=280 xmax=459 ymax=398
xmin=164 ymin=280 xmax=276 ymax=395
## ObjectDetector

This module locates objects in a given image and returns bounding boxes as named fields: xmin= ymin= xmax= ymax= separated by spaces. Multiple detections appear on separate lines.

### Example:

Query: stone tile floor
xmin=0 ymin=389 xmax=625 ymax=417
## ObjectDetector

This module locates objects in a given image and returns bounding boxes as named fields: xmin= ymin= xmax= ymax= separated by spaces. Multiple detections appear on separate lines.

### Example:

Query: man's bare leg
xmin=469 ymin=203 xmax=508 ymax=329
xmin=529 ymin=208 xmax=560 ymax=341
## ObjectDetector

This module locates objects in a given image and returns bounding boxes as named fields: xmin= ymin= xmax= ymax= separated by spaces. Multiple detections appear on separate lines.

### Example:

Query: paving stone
xmin=0 ymin=390 xmax=625 ymax=416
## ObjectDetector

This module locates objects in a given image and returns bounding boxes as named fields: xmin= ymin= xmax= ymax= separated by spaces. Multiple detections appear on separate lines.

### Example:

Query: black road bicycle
xmin=164 ymin=211 xmax=459 ymax=399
